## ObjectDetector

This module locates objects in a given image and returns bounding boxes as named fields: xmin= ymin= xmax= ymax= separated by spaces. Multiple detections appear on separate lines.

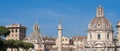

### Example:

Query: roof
xmin=28 ymin=32 xmax=43 ymax=42
xmin=88 ymin=17 xmax=112 ymax=31
xmin=43 ymin=36 xmax=56 ymax=41
xmin=6 ymin=24 xmax=26 ymax=28
xmin=72 ymin=36 xmax=87 ymax=40
xmin=27 ymin=23 xmax=43 ymax=43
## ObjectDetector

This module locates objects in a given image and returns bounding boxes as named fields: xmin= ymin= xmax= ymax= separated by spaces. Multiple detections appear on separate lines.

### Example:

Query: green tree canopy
xmin=23 ymin=42 xmax=34 ymax=49
xmin=0 ymin=26 xmax=10 ymax=37
xmin=0 ymin=38 xmax=4 ymax=49
xmin=4 ymin=40 xmax=15 ymax=48
xmin=0 ymin=26 xmax=10 ymax=50
xmin=4 ymin=40 xmax=34 ymax=49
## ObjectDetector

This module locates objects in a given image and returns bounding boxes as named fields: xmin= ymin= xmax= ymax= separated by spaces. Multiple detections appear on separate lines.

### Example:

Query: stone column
xmin=58 ymin=23 xmax=62 ymax=51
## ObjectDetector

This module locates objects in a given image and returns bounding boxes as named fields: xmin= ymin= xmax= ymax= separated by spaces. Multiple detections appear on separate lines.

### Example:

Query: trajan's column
xmin=58 ymin=22 xmax=62 ymax=51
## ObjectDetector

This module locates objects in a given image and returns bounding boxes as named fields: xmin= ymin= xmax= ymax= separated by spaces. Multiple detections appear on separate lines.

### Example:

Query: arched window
xmin=98 ymin=34 xmax=100 ymax=39
xmin=107 ymin=34 xmax=109 ymax=39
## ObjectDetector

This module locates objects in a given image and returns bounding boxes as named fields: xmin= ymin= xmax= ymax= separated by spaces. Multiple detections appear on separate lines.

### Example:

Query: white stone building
xmin=55 ymin=36 xmax=73 ymax=45
xmin=85 ymin=5 xmax=115 ymax=51
xmin=6 ymin=24 xmax=26 ymax=40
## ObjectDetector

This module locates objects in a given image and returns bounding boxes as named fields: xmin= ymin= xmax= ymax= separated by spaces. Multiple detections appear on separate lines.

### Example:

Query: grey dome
xmin=88 ymin=17 xmax=112 ymax=31
xmin=88 ymin=5 xmax=113 ymax=31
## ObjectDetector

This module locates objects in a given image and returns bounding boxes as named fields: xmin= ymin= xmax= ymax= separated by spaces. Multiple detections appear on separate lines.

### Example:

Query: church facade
xmin=23 ymin=23 xmax=45 ymax=51
xmin=85 ymin=5 xmax=115 ymax=51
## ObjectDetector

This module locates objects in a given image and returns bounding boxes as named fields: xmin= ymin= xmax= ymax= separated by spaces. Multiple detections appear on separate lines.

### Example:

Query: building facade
xmin=85 ymin=5 xmax=115 ymax=51
xmin=6 ymin=24 xmax=26 ymax=40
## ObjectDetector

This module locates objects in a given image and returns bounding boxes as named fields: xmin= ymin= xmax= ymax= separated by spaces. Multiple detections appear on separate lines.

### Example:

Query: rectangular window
xmin=98 ymin=34 xmax=100 ymax=39
xmin=107 ymin=34 xmax=109 ymax=39
xmin=15 ymin=29 xmax=17 ymax=32
xmin=12 ymin=29 xmax=14 ymax=33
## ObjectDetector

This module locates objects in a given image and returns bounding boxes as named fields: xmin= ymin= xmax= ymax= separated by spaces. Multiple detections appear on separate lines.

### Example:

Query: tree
xmin=4 ymin=40 xmax=15 ymax=48
xmin=23 ymin=42 xmax=34 ymax=48
xmin=22 ymin=42 xmax=34 ymax=51
xmin=4 ymin=40 xmax=34 ymax=51
xmin=0 ymin=26 xmax=10 ymax=51
xmin=0 ymin=38 xmax=4 ymax=50
xmin=13 ymin=40 xmax=23 ymax=48
xmin=0 ymin=26 xmax=10 ymax=37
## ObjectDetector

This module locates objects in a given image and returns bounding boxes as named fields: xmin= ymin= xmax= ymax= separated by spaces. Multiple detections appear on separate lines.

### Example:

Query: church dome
xmin=88 ymin=5 xmax=113 ymax=31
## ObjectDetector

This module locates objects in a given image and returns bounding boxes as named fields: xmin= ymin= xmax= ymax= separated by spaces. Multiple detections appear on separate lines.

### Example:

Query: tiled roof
xmin=72 ymin=36 xmax=87 ymax=40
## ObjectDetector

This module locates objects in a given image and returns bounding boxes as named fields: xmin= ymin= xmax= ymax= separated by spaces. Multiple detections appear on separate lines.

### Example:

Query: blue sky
xmin=0 ymin=0 xmax=120 ymax=37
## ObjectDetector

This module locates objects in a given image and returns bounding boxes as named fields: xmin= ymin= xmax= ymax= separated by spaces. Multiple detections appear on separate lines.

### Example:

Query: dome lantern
xmin=96 ymin=5 xmax=104 ymax=17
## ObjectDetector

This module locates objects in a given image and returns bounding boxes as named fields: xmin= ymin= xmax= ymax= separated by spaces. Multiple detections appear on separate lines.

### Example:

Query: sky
xmin=0 ymin=0 xmax=120 ymax=38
